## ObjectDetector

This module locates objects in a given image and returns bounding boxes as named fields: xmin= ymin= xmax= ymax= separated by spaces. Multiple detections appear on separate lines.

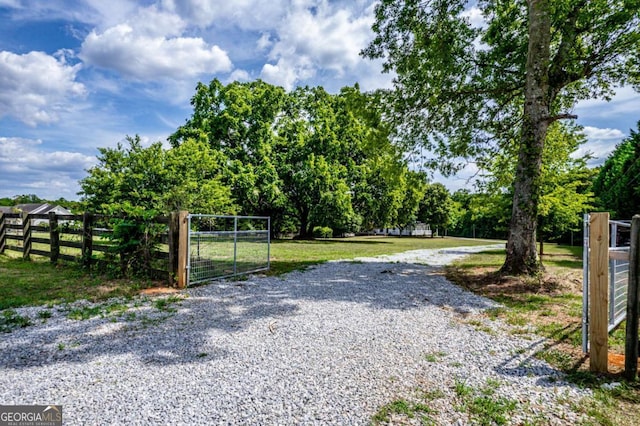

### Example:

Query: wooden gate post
xmin=177 ymin=211 xmax=189 ymax=288
xmin=0 ymin=212 xmax=5 ymax=254
xmin=625 ymin=215 xmax=640 ymax=380
xmin=22 ymin=211 xmax=31 ymax=260
xmin=49 ymin=211 xmax=60 ymax=264
xmin=168 ymin=211 xmax=179 ymax=286
xmin=590 ymin=212 xmax=610 ymax=373
xmin=81 ymin=212 xmax=93 ymax=268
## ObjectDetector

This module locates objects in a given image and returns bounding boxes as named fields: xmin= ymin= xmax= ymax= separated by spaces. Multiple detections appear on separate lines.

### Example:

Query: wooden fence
xmin=0 ymin=211 xmax=189 ymax=288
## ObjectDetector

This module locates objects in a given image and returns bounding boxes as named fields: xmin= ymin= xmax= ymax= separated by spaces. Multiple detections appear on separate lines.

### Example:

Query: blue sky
xmin=0 ymin=0 xmax=638 ymax=201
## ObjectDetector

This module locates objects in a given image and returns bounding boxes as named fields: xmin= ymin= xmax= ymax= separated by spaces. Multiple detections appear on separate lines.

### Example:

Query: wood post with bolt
xmin=177 ymin=211 xmax=189 ymax=288
xmin=589 ymin=212 xmax=609 ymax=373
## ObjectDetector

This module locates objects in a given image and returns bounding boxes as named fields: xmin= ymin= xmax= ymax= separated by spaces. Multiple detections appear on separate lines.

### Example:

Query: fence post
xmin=49 ymin=212 xmax=59 ymax=264
xmin=233 ymin=216 xmax=238 ymax=275
xmin=168 ymin=211 xmax=180 ymax=286
xmin=22 ymin=211 xmax=31 ymax=260
xmin=0 ymin=212 xmax=5 ymax=254
xmin=82 ymin=212 xmax=93 ymax=268
xmin=590 ymin=212 xmax=609 ymax=373
xmin=625 ymin=215 xmax=640 ymax=380
xmin=177 ymin=211 xmax=189 ymax=288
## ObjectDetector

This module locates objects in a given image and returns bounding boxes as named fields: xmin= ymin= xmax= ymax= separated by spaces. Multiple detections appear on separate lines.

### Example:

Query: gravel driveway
xmin=0 ymin=245 xmax=590 ymax=425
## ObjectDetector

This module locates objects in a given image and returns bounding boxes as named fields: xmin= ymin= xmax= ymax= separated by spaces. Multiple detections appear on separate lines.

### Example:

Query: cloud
xmin=80 ymin=24 xmax=232 ymax=80
xmin=574 ymin=126 xmax=627 ymax=165
xmin=227 ymin=69 xmax=251 ymax=83
xmin=0 ymin=50 xmax=86 ymax=126
xmin=0 ymin=137 xmax=97 ymax=199
xmin=162 ymin=0 xmax=288 ymax=30
xmin=0 ymin=0 xmax=21 ymax=7
xmin=259 ymin=1 xmax=375 ymax=90
xmin=461 ymin=7 xmax=486 ymax=29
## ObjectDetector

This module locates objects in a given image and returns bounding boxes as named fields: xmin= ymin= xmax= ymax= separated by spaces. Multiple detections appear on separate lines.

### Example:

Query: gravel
xmin=0 ymin=244 xmax=591 ymax=425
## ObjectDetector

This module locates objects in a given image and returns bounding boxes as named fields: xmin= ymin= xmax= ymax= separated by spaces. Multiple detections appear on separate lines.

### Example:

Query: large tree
xmin=171 ymin=79 xmax=413 ymax=237
xmin=364 ymin=0 xmax=640 ymax=274
xmin=418 ymin=183 xmax=453 ymax=235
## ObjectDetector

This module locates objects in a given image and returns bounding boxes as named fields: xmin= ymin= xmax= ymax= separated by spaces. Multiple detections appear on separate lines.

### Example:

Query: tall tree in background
xmin=171 ymin=79 xmax=414 ymax=237
xmin=593 ymin=121 xmax=640 ymax=219
xmin=418 ymin=183 xmax=453 ymax=236
xmin=364 ymin=0 xmax=640 ymax=274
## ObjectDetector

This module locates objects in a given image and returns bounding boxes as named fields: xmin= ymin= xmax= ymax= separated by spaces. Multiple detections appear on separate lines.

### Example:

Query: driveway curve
xmin=0 ymin=245 xmax=589 ymax=425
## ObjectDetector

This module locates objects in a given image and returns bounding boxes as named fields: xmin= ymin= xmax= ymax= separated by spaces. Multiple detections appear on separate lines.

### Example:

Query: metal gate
xmin=187 ymin=215 xmax=270 ymax=285
xmin=582 ymin=215 xmax=631 ymax=352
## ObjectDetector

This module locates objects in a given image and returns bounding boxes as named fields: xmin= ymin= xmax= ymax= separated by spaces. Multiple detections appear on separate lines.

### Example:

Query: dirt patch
xmin=139 ymin=287 xmax=181 ymax=296
xmin=445 ymin=265 xmax=581 ymax=299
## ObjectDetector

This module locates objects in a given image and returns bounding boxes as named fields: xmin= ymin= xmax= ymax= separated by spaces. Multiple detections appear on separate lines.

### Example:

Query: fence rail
xmin=0 ymin=211 xmax=177 ymax=284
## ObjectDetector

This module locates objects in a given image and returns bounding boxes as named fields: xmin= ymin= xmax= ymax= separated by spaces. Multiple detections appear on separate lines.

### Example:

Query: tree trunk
xmin=297 ymin=208 xmax=313 ymax=239
xmin=501 ymin=0 xmax=551 ymax=275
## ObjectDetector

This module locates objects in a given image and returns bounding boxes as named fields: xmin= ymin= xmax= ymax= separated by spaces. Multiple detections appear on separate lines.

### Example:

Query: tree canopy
xmin=79 ymin=135 xmax=235 ymax=215
xmin=364 ymin=0 xmax=640 ymax=274
xmin=170 ymin=79 xmax=421 ymax=237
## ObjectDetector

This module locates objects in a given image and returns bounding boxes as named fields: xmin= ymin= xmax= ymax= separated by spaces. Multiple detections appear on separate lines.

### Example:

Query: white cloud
xmin=582 ymin=126 xmax=625 ymax=141
xmin=260 ymin=1 xmax=375 ymax=89
xmin=0 ymin=50 xmax=86 ymax=126
xmin=461 ymin=7 xmax=486 ymax=29
xmin=261 ymin=57 xmax=315 ymax=90
xmin=162 ymin=0 xmax=288 ymax=30
xmin=80 ymin=23 xmax=233 ymax=80
xmin=256 ymin=32 xmax=273 ymax=51
xmin=573 ymin=126 xmax=628 ymax=164
xmin=227 ymin=69 xmax=251 ymax=83
xmin=0 ymin=137 xmax=97 ymax=199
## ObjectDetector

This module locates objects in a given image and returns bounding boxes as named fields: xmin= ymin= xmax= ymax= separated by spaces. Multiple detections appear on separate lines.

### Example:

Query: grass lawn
xmin=0 ymin=255 xmax=156 ymax=310
xmin=446 ymin=243 xmax=640 ymax=426
xmin=269 ymin=235 xmax=496 ymax=275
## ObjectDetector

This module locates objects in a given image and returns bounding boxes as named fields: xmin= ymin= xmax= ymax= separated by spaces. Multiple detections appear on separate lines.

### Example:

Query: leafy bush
xmin=313 ymin=226 xmax=333 ymax=239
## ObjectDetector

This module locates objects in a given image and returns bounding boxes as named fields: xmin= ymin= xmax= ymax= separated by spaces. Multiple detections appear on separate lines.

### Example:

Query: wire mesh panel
xmin=608 ymin=220 xmax=631 ymax=332
xmin=187 ymin=215 xmax=270 ymax=285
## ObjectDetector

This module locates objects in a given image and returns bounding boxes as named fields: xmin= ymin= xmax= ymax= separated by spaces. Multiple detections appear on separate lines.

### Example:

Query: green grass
xmin=269 ymin=236 xmax=496 ymax=275
xmin=0 ymin=236 xmax=497 ymax=310
xmin=0 ymin=309 xmax=32 ymax=332
xmin=424 ymin=351 xmax=447 ymax=362
xmin=454 ymin=379 xmax=517 ymax=426
xmin=0 ymin=254 xmax=152 ymax=310
xmin=452 ymin=243 xmax=583 ymax=271
xmin=372 ymin=399 xmax=437 ymax=425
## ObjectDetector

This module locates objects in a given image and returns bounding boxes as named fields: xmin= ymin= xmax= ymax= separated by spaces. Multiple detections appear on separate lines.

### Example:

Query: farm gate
xmin=186 ymin=215 xmax=270 ymax=285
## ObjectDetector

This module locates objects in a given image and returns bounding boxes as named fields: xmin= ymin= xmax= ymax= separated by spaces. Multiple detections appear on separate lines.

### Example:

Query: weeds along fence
xmin=0 ymin=211 xmax=175 ymax=282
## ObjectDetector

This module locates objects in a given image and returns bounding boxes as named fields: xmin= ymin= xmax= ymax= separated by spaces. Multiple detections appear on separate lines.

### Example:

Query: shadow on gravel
xmin=1 ymin=261 xmax=497 ymax=370
xmin=492 ymin=339 xmax=574 ymax=388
